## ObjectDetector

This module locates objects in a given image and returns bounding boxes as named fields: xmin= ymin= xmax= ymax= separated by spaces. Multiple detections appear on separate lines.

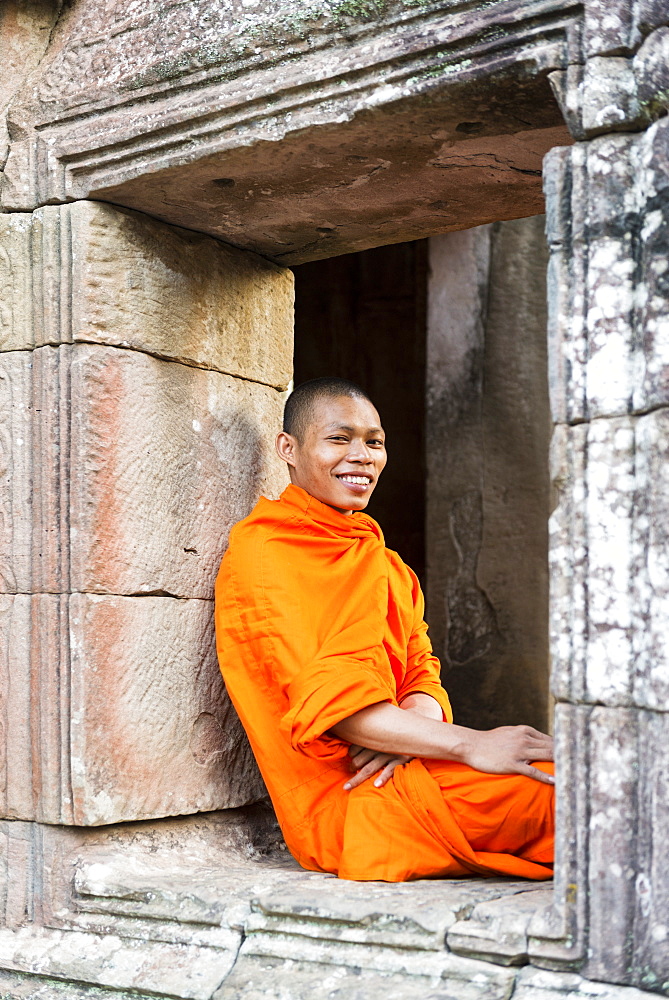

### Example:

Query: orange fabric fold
xmin=215 ymin=484 xmax=554 ymax=882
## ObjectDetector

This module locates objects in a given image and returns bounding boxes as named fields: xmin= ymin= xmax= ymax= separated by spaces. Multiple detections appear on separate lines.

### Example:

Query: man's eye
xmin=329 ymin=436 xmax=348 ymax=442
xmin=369 ymin=439 xmax=384 ymax=446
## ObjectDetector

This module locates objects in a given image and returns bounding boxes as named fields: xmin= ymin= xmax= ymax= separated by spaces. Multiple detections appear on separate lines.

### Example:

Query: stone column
xmin=0 ymin=200 xmax=292 ymax=827
xmin=529 ymin=11 xmax=669 ymax=989
xmin=426 ymin=216 xmax=551 ymax=733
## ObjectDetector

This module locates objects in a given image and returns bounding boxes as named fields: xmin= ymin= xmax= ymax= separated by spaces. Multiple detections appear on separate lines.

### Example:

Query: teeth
xmin=339 ymin=475 xmax=370 ymax=485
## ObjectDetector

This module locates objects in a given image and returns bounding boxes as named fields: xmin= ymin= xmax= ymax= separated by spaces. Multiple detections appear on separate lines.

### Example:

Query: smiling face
xmin=275 ymin=394 xmax=387 ymax=514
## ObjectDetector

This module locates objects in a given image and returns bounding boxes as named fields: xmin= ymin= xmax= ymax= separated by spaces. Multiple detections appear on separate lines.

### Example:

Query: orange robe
xmin=215 ymin=483 xmax=554 ymax=882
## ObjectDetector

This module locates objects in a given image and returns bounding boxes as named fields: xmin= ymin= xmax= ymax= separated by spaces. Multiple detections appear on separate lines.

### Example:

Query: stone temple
xmin=0 ymin=1 xmax=667 ymax=997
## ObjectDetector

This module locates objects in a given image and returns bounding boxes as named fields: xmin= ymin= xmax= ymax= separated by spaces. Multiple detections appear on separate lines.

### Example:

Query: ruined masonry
xmin=0 ymin=1 xmax=667 ymax=998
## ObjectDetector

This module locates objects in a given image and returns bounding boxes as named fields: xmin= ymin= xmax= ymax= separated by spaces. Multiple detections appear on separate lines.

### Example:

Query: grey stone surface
xmin=426 ymin=217 xmax=551 ymax=731
xmin=448 ymin=888 xmax=554 ymax=966
xmin=247 ymin=876 xmax=541 ymax=953
xmin=544 ymin=124 xmax=669 ymax=423
xmin=528 ymin=705 xmax=589 ymax=971
xmin=0 ymin=926 xmax=233 ymax=1000
xmin=516 ymin=966 xmax=663 ymax=999
xmin=0 ymin=970 xmax=159 ymax=1000
xmin=549 ymin=411 xmax=669 ymax=710
xmin=214 ymin=952 xmax=515 ymax=1000
xmin=1 ymin=1 xmax=575 ymax=262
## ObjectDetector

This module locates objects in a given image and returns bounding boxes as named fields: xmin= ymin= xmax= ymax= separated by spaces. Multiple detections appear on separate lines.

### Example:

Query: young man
xmin=215 ymin=377 xmax=554 ymax=882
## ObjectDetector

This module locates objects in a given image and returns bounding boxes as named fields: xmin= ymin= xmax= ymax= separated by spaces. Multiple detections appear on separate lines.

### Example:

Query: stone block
xmin=585 ymin=707 xmax=669 ymax=992
xmin=228 ymin=936 xmax=516 ymax=1000
xmin=447 ymin=887 xmax=553 ymax=966
xmin=0 ymin=344 xmax=287 ymax=599
xmin=0 ymin=202 xmax=293 ymax=389
xmin=549 ymin=412 xmax=669 ymax=711
xmin=634 ymin=27 xmax=669 ymax=118
xmin=0 ymin=926 xmax=232 ymax=1000
xmin=544 ymin=125 xmax=669 ymax=422
xmin=530 ymin=705 xmax=669 ymax=991
xmin=68 ymin=344 xmax=286 ymax=599
xmin=516 ymin=966 xmax=663 ymax=1000
xmin=584 ymin=0 xmax=638 ymax=58
xmin=0 ymin=970 xmax=158 ymax=1000
xmin=247 ymin=875 xmax=538 ymax=953
xmin=214 ymin=952 xmax=514 ymax=1000
xmin=2 ymin=0 xmax=574 ymax=260
xmin=0 ymin=594 xmax=265 ymax=825
xmin=68 ymin=593 xmax=264 ymax=825
xmin=0 ymin=355 xmax=32 ymax=591
xmin=528 ymin=704 xmax=589 ymax=970
xmin=581 ymin=58 xmax=644 ymax=135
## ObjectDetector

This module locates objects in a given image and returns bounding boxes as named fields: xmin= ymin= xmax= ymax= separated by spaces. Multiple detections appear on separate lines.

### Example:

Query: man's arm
xmin=333 ymin=702 xmax=554 ymax=787
xmin=399 ymin=692 xmax=444 ymax=721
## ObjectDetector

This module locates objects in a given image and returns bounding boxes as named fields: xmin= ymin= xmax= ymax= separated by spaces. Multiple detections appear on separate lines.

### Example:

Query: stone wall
xmin=426 ymin=216 xmax=551 ymax=732
xmin=0 ymin=200 xmax=292 ymax=826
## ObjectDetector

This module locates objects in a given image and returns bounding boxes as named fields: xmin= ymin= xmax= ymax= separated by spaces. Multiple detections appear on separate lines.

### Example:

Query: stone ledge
xmin=0 ymin=834 xmax=666 ymax=1000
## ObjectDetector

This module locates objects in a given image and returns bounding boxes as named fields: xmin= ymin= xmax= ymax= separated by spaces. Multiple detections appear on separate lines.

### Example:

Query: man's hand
xmin=458 ymin=726 xmax=554 ymax=786
xmin=343 ymin=744 xmax=412 ymax=791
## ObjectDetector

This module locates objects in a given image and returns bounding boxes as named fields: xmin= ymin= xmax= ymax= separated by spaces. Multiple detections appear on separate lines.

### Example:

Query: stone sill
xmin=0 ymin=845 xmax=663 ymax=1000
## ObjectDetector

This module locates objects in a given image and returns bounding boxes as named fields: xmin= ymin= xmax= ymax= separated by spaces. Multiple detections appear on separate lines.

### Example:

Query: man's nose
xmin=347 ymin=440 xmax=373 ymax=462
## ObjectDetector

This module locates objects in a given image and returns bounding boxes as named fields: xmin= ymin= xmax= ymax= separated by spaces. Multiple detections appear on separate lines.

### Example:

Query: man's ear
xmin=276 ymin=430 xmax=298 ymax=468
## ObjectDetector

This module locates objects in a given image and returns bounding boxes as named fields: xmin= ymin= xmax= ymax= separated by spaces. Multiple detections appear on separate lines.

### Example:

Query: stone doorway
xmin=294 ymin=217 xmax=551 ymax=733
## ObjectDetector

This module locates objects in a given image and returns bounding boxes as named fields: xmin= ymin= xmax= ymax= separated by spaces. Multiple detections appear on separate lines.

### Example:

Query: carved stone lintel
xmin=1 ymin=0 xmax=579 ymax=261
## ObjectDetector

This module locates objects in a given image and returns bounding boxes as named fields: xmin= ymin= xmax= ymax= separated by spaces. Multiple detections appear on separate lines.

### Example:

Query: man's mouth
xmin=336 ymin=474 xmax=373 ymax=492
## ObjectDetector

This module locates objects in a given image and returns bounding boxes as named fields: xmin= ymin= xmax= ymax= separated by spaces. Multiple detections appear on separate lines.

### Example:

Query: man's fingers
xmin=350 ymin=748 xmax=377 ymax=770
xmin=343 ymin=757 xmax=387 ymax=790
xmin=518 ymin=762 xmax=555 ymax=785
xmin=524 ymin=744 xmax=554 ymax=762
xmin=373 ymin=761 xmax=400 ymax=787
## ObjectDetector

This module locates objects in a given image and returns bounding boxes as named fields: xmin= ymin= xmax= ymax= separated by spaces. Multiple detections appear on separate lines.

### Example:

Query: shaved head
xmin=283 ymin=377 xmax=375 ymax=442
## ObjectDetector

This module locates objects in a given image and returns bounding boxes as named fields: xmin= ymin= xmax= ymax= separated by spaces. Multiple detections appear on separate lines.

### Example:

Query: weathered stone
xmin=528 ymin=704 xmax=589 ymax=971
xmin=0 ymin=926 xmax=233 ymax=1000
xmin=0 ymin=2 xmax=60 ymax=171
xmin=68 ymin=593 xmax=263 ymax=825
xmin=69 ymin=344 xmax=286 ymax=599
xmin=2 ymin=1 xmax=576 ymax=262
xmin=634 ymin=27 xmax=669 ymax=119
xmin=516 ymin=965 xmax=663 ymax=999
xmin=544 ymin=124 xmax=669 ymax=423
xmin=549 ymin=412 xmax=668 ymax=710
xmin=0 ymin=970 xmax=159 ymax=1000
xmin=584 ymin=0 xmax=639 ymax=58
xmin=214 ymin=952 xmax=514 ymax=1000
xmin=447 ymin=888 xmax=554 ymax=966
xmin=0 ymin=355 xmax=32 ymax=593
xmin=584 ymin=707 xmax=669 ymax=992
xmin=426 ymin=217 xmax=551 ymax=731
xmin=0 ymin=203 xmax=293 ymax=387
xmin=581 ymin=57 xmax=644 ymax=135
xmin=231 ymin=935 xmax=516 ymax=998
xmin=0 ymin=343 xmax=286 ymax=599
xmin=248 ymin=876 xmax=540 ymax=952
xmin=0 ymin=592 xmax=265 ymax=825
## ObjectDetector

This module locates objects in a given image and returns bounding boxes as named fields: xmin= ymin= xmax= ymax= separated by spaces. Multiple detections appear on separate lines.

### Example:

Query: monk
xmin=215 ymin=377 xmax=554 ymax=882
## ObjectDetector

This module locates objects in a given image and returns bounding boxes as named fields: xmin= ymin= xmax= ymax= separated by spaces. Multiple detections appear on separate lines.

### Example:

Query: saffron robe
xmin=215 ymin=484 xmax=554 ymax=882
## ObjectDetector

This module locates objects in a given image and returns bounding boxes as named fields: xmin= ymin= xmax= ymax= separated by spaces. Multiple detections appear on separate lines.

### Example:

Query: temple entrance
xmin=293 ymin=217 xmax=551 ymax=733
